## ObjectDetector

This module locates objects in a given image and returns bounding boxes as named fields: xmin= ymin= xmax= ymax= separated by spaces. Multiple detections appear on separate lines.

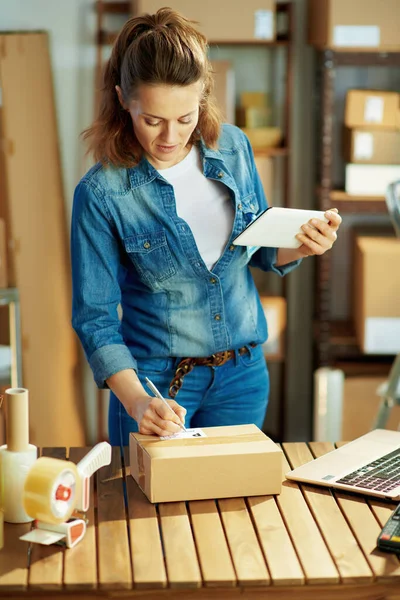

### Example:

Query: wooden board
xmin=0 ymin=32 xmax=84 ymax=447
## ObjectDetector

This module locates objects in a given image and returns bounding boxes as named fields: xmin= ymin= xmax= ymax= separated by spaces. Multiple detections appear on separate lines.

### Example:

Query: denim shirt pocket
xmin=124 ymin=230 xmax=176 ymax=284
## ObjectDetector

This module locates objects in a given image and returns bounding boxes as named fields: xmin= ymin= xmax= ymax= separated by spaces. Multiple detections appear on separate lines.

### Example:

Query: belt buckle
xmin=211 ymin=350 xmax=231 ymax=367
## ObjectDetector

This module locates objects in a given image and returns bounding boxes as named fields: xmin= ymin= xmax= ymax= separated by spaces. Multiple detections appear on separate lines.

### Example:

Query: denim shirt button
xmin=238 ymin=203 xmax=242 ymax=210
xmin=210 ymin=277 xmax=217 ymax=284
xmin=143 ymin=241 xmax=151 ymax=249
xmin=229 ymin=244 xmax=235 ymax=251
xmin=214 ymin=314 xmax=221 ymax=321
xmin=217 ymin=171 xmax=224 ymax=178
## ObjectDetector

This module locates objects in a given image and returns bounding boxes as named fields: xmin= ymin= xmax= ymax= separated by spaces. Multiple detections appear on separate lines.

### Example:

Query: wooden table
xmin=1 ymin=442 xmax=400 ymax=599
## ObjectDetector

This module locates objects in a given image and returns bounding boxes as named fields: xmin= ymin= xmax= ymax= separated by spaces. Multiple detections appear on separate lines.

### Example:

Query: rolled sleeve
xmin=252 ymin=247 xmax=302 ymax=276
xmin=90 ymin=344 xmax=138 ymax=389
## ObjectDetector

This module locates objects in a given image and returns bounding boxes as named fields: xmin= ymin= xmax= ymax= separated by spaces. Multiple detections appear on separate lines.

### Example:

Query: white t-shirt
xmin=157 ymin=146 xmax=234 ymax=270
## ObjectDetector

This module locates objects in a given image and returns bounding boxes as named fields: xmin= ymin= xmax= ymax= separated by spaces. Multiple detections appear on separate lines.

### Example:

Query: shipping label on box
xmin=130 ymin=424 xmax=283 ymax=503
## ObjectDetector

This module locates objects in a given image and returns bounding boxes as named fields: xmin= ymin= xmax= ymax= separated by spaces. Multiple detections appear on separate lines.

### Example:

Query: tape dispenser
xmin=19 ymin=441 xmax=111 ymax=549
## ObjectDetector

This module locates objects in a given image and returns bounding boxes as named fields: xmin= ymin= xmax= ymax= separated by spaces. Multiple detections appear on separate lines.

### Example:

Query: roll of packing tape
xmin=0 ymin=444 xmax=37 ymax=523
xmin=23 ymin=457 xmax=79 ymax=524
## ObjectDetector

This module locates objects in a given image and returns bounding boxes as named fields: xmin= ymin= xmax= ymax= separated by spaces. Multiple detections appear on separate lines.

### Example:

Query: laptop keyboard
xmin=336 ymin=448 xmax=400 ymax=493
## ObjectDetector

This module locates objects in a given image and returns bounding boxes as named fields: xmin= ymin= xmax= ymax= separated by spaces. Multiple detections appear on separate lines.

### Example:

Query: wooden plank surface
xmin=288 ymin=442 xmax=373 ymax=584
xmin=218 ymin=497 xmax=270 ymax=586
xmin=189 ymin=500 xmax=236 ymax=587
xmin=309 ymin=442 xmax=400 ymax=581
xmin=65 ymin=447 xmax=97 ymax=590
xmin=0 ymin=522 xmax=30 ymax=591
xmin=96 ymin=446 xmax=132 ymax=590
xmin=158 ymin=502 xmax=202 ymax=588
xmin=28 ymin=447 xmax=65 ymax=591
xmin=123 ymin=448 xmax=167 ymax=589
xmin=247 ymin=494 xmax=305 ymax=586
xmin=279 ymin=445 xmax=340 ymax=584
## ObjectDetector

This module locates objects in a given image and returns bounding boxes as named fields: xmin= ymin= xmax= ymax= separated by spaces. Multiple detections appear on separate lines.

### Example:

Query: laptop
xmin=286 ymin=429 xmax=400 ymax=500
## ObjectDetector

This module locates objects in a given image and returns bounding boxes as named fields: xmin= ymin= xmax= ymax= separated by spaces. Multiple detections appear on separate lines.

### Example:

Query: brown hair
xmin=83 ymin=7 xmax=222 ymax=167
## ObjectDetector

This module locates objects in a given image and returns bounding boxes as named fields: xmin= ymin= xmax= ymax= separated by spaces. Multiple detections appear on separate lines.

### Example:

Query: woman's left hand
xmin=296 ymin=208 xmax=342 ymax=257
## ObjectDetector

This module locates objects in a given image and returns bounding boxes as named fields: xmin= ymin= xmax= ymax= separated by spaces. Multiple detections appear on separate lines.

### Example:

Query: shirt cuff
xmin=90 ymin=344 xmax=138 ymax=389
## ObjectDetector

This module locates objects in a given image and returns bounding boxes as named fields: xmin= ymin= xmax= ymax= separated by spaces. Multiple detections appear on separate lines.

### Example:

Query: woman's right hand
xmin=130 ymin=394 xmax=187 ymax=437
xmin=106 ymin=369 xmax=187 ymax=437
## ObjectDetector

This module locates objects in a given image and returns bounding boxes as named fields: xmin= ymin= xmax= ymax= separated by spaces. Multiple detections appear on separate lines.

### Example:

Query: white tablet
xmin=232 ymin=207 xmax=328 ymax=249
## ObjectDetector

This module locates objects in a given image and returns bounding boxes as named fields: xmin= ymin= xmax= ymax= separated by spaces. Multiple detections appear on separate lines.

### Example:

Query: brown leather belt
xmin=168 ymin=343 xmax=256 ymax=399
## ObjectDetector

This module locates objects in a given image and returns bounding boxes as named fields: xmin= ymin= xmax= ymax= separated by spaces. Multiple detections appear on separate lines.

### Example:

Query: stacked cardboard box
xmin=343 ymin=90 xmax=400 ymax=197
xmin=342 ymin=376 xmax=400 ymax=440
xmin=135 ymin=0 xmax=276 ymax=42
xmin=308 ymin=0 xmax=400 ymax=52
xmin=353 ymin=235 xmax=400 ymax=354
xmin=259 ymin=296 xmax=286 ymax=361
xmin=236 ymin=91 xmax=282 ymax=151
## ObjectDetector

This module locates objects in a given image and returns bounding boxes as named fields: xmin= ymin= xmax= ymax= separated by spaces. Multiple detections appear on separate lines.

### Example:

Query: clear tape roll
xmin=23 ymin=457 xmax=80 ymax=525
xmin=0 ymin=444 xmax=37 ymax=523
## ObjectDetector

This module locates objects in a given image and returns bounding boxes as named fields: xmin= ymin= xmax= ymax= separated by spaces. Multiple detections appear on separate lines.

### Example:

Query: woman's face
xmin=119 ymin=81 xmax=202 ymax=170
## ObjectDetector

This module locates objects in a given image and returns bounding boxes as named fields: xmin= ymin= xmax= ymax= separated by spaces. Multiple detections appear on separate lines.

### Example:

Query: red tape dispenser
xmin=19 ymin=442 xmax=111 ymax=549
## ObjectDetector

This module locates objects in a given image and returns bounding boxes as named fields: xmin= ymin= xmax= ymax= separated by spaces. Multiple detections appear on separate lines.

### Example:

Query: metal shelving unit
xmin=314 ymin=49 xmax=400 ymax=374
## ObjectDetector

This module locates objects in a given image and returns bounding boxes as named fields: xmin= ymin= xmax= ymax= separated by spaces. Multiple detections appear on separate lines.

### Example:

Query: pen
xmin=145 ymin=377 xmax=187 ymax=432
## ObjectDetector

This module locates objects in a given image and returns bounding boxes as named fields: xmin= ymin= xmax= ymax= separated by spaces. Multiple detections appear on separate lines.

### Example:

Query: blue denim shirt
xmin=71 ymin=124 xmax=300 ymax=388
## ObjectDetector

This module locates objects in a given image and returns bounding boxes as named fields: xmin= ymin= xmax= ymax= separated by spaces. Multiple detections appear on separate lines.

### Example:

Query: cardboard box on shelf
xmin=135 ymin=0 xmax=276 ymax=42
xmin=260 ymin=296 xmax=286 ymax=361
xmin=240 ymin=92 xmax=270 ymax=109
xmin=130 ymin=424 xmax=283 ymax=503
xmin=210 ymin=60 xmax=235 ymax=124
xmin=236 ymin=106 xmax=271 ymax=128
xmin=254 ymin=155 xmax=274 ymax=204
xmin=345 ymin=164 xmax=400 ymax=196
xmin=353 ymin=236 xmax=400 ymax=354
xmin=343 ymin=127 xmax=400 ymax=164
xmin=308 ymin=0 xmax=400 ymax=51
xmin=0 ymin=220 xmax=7 ymax=289
xmin=345 ymin=90 xmax=400 ymax=129
xmin=342 ymin=376 xmax=400 ymax=440
xmin=241 ymin=127 xmax=282 ymax=149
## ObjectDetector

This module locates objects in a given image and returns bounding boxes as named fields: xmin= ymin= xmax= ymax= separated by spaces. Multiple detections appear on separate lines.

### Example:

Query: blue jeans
xmin=108 ymin=344 xmax=269 ymax=446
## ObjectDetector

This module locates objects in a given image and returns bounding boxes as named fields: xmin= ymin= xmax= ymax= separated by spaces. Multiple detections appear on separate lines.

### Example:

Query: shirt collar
xmin=127 ymin=138 xmax=225 ymax=189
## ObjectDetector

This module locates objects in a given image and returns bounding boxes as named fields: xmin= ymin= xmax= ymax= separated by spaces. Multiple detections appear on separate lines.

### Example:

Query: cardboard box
xmin=260 ymin=296 xmax=286 ymax=361
xmin=236 ymin=106 xmax=271 ymax=128
xmin=345 ymin=164 xmax=400 ymax=196
xmin=353 ymin=236 xmax=400 ymax=354
xmin=308 ymin=0 xmax=400 ymax=51
xmin=241 ymin=127 xmax=282 ymax=150
xmin=254 ymin=155 xmax=274 ymax=203
xmin=135 ymin=0 xmax=276 ymax=42
xmin=0 ymin=219 xmax=7 ymax=288
xmin=345 ymin=90 xmax=400 ymax=129
xmin=240 ymin=92 xmax=270 ymax=109
xmin=130 ymin=424 xmax=283 ymax=503
xmin=343 ymin=127 xmax=400 ymax=164
xmin=342 ymin=376 xmax=400 ymax=440
xmin=210 ymin=60 xmax=235 ymax=124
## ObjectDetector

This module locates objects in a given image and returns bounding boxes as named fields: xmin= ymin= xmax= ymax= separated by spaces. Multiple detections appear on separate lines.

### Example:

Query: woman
xmin=71 ymin=7 xmax=341 ymax=445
